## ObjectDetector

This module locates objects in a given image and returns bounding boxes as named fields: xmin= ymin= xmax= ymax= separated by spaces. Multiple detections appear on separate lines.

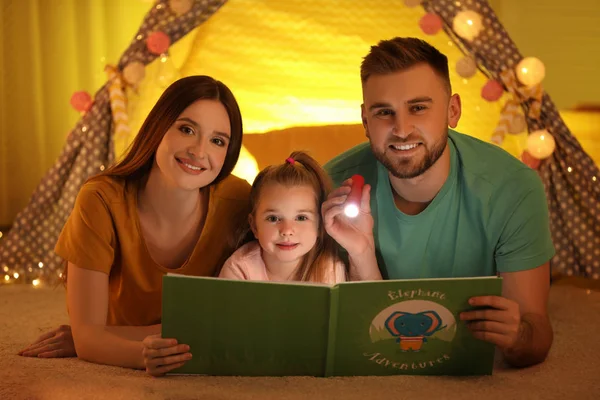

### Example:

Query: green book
xmin=161 ymin=274 xmax=502 ymax=377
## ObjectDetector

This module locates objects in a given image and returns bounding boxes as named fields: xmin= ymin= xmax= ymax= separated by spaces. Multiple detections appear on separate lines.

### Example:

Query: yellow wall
xmin=490 ymin=0 xmax=600 ymax=110
xmin=0 ymin=0 xmax=151 ymax=226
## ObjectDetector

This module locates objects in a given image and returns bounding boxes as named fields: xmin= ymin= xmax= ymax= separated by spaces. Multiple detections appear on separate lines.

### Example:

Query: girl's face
xmin=251 ymin=183 xmax=320 ymax=270
xmin=154 ymin=99 xmax=231 ymax=191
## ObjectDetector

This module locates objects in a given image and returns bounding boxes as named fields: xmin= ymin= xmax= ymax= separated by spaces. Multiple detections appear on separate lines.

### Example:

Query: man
xmin=321 ymin=37 xmax=554 ymax=368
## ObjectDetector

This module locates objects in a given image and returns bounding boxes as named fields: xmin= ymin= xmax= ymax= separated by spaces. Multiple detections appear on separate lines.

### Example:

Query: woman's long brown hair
xmin=236 ymin=151 xmax=345 ymax=283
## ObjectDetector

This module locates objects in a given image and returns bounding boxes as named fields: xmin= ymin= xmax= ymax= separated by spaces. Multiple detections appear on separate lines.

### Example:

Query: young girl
xmin=219 ymin=151 xmax=348 ymax=284
xmin=19 ymin=75 xmax=251 ymax=376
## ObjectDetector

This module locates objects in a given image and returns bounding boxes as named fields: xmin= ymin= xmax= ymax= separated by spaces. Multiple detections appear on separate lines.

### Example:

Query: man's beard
xmin=371 ymin=133 xmax=447 ymax=179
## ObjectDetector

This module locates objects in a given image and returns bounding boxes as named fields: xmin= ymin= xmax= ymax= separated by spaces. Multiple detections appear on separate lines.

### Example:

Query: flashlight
xmin=343 ymin=174 xmax=365 ymax=218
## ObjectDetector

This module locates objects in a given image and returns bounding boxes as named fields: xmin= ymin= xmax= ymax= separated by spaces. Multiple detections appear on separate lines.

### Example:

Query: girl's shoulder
xmin=330 ymin=256 xmax=348 ymax=284
xmin=230 ymin=240 xmax=261 ymax=261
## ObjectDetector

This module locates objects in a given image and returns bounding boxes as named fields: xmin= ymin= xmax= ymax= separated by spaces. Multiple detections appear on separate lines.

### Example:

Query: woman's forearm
xmin=104 ymin=324 xmax=161 ymax=341
xmin=73 ymin=325 xmax=155 ymax=369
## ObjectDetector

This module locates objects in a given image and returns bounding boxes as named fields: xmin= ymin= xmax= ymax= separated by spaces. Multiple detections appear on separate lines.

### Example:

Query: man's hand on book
xmin=142 ymin=334 xmax=192 ymax=377
xmin=460 ymin=295 xmax=521 ymax=350
xmin=322 ymin=177 xmax=374 ymax=257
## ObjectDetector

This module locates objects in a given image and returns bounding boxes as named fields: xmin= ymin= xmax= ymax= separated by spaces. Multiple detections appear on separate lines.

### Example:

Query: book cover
xmin=161 ymin=275 xmax=502 ymax=376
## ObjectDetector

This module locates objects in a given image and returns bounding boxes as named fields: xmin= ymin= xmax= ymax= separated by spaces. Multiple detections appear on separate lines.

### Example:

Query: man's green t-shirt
xmin=324 ymin=130 xmax=555 ymax=279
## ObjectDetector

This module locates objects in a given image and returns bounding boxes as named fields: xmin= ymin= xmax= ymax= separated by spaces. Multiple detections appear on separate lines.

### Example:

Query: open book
xmin=161 ymin=274 xmax=502 ymax=376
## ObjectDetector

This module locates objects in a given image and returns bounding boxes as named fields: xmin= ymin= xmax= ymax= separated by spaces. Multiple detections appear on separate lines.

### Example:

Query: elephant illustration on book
xmin=384 ymin=311 xmax=447 ymax=352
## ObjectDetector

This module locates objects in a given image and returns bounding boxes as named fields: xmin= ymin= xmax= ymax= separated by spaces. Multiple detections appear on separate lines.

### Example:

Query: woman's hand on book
xmin=18 ymin=324 xmax=76 ymax=358
xmin=460 ymin=296 xmax=521 ymax=350
xmin=322 ymin=177 xmax=375 ymax=257
xmin=142 ymin=334 xmax=192 ymax=376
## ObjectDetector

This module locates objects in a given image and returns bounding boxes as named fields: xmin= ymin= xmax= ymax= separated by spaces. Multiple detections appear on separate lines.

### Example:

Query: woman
xmin=19 ymin=75 xmax=251 ymax=374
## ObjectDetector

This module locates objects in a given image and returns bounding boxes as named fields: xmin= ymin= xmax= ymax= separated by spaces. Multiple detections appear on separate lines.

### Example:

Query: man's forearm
xmin=348 ymin=250 xmax=382 ymax=281
xmin=503 ymin=312 xmax=553 ymax=368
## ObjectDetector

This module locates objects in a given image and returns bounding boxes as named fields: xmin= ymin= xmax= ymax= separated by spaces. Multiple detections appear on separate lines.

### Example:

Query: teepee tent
xmin=1 ymin=0 xmax=598 ymax=286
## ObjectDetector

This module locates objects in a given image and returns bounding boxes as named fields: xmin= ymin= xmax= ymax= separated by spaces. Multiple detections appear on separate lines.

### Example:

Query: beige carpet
xmin=2 ymin=280 xmax=599 ymax=400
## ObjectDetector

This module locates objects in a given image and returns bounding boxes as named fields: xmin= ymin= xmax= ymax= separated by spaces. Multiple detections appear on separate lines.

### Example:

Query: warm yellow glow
xmin=2 ymin=266 xmax=7 ymax=272
xmin=593 ymin=176 xmax=597 ymax=182
xmin=38 ymin=262 xmax=44 ymax=268
xmin=0 ymin=231 xmax=3 ymax=238
xmin=568 ymin=167 xmax=573 ymax=173
xmin=32 ymin=279 xmax=40 ymax=287
xmin=13 ymin=272 xmax=19 ymax=279
xmin=232 ymin=145 xmax=260 ymax=184
xmin=4 ymin=275 xmax=9 ymax=281
xmin=123 ymin=0 xmax=505 ymax=167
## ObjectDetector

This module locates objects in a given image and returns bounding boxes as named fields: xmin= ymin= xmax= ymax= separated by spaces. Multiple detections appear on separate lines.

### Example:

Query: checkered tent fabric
xmin=422 ymin=0 xmax=600 ymax=279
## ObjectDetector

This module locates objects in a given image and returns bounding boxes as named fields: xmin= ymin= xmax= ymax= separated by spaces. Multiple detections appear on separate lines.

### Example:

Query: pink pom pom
xmin=481 ymin=79 xmax=504 ymax=102
xmin=419 ymin=13 xmax=443 ymax=35
xmin=146 ymin=31 xmax=171 ymax=55
xmin=70 ymin=91 xmax=93 ymax=112
xmin=521 ymin=150 xmax=541 ymax=170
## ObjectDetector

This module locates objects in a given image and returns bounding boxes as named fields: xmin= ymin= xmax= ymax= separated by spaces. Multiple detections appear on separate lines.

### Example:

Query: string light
xmin=4 ymin=275 xmax=9 ymax=281
xmin=593 ymin=176 xmax=597 ymax=182
xmin=568 ymin=167 xmax=573 ymax=173
xmin=32 ymin=279 xmax=40 ymax=287
xmin=13 ymin=272 xmax=19 ymax=279
xmin=3 ymin=265 xmax=8 ymax=272
xmin=38 ymin=262 xmax=44 ymax=268
xmin=0 ymin=231 xmax=3 ymax=238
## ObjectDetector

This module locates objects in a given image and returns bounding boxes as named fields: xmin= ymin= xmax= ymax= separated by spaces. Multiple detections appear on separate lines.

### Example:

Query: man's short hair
xmin=361 ymin=37 xmax=452 ymax=93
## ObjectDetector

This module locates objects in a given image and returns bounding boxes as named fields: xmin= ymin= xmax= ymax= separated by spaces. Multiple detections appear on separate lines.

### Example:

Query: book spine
xmin=324 ymin=285 xmax=339 ymax=377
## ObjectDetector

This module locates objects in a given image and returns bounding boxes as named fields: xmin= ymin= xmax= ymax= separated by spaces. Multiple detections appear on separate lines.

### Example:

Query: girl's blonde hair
xmin=236 ymin=151 xmax=344 ymax=283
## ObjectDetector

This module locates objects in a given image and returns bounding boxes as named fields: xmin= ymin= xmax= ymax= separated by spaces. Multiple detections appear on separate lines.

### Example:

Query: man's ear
xmin=248 ymin=214 xmax=257 ymax=238
xmin=361 ymin=104 xmax=370 ymax=138
xmin=447 ymin=93 xmax=462 ymax=128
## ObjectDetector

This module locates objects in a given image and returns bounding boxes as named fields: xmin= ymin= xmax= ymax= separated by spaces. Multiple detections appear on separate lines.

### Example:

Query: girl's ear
xmin=248 ymin=214 xmax=257 ymax=238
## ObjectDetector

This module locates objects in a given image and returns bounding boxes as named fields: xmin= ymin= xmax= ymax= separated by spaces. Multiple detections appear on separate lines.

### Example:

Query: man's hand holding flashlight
xmin=322 ymin=175 xmax=381 ymax=281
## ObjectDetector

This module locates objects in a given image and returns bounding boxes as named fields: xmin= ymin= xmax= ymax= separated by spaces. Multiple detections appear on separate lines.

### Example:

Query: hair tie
xmin=286 ymin=157 xmax=295 ymax=165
